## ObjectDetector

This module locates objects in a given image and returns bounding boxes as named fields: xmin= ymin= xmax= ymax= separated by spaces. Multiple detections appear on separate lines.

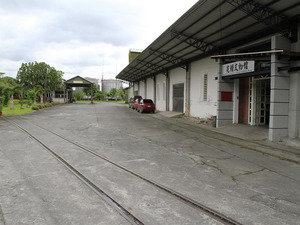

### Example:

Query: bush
xmin=26 ymin=90 xmax=36 ymax=103
xmin=31 ymin=101 xmax=60 ymax=110
xmin=32 ymin=105 xmax=39 ymax=110
xmin=0 ymin=96 xmax=3 ymax=112
xmin=3 ymin=90 xmax=10 ymax=106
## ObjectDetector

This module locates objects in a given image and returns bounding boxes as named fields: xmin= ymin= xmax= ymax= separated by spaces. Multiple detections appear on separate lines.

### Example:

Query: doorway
xmin=249 ymin=77 xmax=270 ymax=126
xmin=254 ymin=78 xmax=270 ymax=126
xmin=173 ymin=83 xmax=184 ymax=112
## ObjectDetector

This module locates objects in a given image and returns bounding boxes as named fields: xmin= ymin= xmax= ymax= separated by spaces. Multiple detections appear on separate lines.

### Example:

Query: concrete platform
xmin=158 ymin=111 xmax=300 ymax=149
xmin=156 ymin=111 xmax=183 ymax=118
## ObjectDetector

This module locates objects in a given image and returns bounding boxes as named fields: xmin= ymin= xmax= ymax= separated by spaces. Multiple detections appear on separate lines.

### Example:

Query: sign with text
xmin=73 ymin=80 xmax=83 ymax=83
xmin=222 ymin=61 xmax=254 ymax=77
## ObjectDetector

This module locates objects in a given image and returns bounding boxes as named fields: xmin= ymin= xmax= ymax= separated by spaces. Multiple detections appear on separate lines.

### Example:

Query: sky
xmin=0 ymin=0 xmax=198 ymax=81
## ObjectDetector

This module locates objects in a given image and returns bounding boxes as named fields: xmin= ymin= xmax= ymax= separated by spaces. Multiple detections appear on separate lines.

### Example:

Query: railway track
xmin=2 ymin=116 xmax=242 ymax=225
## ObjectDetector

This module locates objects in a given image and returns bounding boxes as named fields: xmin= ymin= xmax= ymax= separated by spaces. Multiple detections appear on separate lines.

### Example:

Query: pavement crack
xmin=231 ymin=168 xmax=266 ymax=182
xmin=0 ymin=205 xmax=7 ymax=225
xmin=201 ymin=159 xmax=224 ymax=175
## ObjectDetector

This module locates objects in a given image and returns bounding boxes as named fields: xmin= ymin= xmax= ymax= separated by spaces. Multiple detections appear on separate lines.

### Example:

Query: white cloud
xmin=0 ymin=0 xmax=198 ymax=80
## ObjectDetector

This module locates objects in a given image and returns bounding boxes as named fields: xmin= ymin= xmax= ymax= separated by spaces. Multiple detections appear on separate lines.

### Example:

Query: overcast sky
xmin=0 ymin=0 xmax=198 ymax=81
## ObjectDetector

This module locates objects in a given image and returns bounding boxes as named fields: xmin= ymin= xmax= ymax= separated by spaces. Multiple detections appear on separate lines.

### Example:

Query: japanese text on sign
xmin=222 ymin=61 xmax=254 ymax=76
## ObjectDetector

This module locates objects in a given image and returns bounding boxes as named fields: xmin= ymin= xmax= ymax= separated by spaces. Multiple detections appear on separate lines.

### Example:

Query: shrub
xmin=32 ymin=105 xmax=39 ymax=110
xmin=0 ymin=96 xmax=3 ymax=112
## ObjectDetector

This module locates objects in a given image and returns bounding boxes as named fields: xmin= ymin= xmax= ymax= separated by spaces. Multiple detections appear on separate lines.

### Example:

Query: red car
xmin=137 ymin=99 xmax=155 ymax=113
xmin=133 ymin=98 xmax=142 ymax=110
xmin=129 ymin=95 xmax=142 ymax=109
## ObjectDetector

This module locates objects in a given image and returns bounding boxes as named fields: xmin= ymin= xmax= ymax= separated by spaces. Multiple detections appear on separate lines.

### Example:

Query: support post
xmin=269 ymin=35 xmax=290 ymax=141
xmin=165 ymin=71 xmax=170 ymax=111
xmin=185 ymin=62 xmax=191 ymax=116
xmin=91 ymin=84 xmax=94 ymax=104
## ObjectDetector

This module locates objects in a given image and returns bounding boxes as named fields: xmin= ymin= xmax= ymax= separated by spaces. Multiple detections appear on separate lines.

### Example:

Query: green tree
xmin=17 ymin=62 xmax=63 ymax=102
xmin=0 ymin=96 xmax=3 ymax=115
xmin=115 ymin=88 xmax=125 ymax=100
xmin=26 ymin=89 xmax=36 ymax=106
xmin=82 ymin=84 xmax=96 ymax=98
xmin=73 ymin=90 xmax=84 ymax=101
xmin=94 ymin=89 xmax=103 ymax=100
xmin=110 ymin=88 xmax=117 ymax=97
xmin=0 ymin=76 xmax=19 ymax=109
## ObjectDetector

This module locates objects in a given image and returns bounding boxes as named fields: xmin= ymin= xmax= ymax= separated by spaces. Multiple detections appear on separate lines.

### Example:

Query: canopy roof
xmin=116 ymin=0 xmax=300 ymax=82
xmin=64 ymin=76 xmax=93 ymax=87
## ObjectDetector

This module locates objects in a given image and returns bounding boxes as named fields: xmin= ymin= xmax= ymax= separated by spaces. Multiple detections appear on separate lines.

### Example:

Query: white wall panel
xmin=190 ymin=57 xmax=218 ymax=119
xmin=155 ymin=74 xmax=166 ymax=111
xmin=139 ymin=80 xmax=145 ymax=98
xmin=146 ymin=78 xmax=154 ymax=100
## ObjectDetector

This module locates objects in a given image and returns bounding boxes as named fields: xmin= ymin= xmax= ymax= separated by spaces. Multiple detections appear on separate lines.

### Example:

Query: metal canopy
xmin=116 ymin=0 xmax=300 ymax=82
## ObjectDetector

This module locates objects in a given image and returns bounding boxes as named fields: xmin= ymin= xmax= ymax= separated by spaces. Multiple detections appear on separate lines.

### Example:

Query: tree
xmin=17 ymin=62 xmax=63 ymax=102
xmin=26 ymin=89 xmax=36 ymax=106
xmin=115 ymin=88 xmax=125 ymax=100
xmin=94 ymin=89 xmax=103 ymax=100
xmin=34 ymin=85 xmax=44 ymax=103
xmin=0 ymin=96 xmax=3 ymax=115
xmin=82 ymin=84 xmax=96 ymax=98
xmin=0 ymin=77 xmax=18 ymax=107
xmin=110 ymin=88 xmax=117 ymax=97
xmin=73 ymin=90 xmax=84 ymax=101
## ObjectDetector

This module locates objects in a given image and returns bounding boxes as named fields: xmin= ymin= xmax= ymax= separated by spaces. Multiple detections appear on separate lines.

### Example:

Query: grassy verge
xmin=1 ymin=100 xmax=61 ymax=116
xmin=2 ymin=102 xmax=34 ymax=115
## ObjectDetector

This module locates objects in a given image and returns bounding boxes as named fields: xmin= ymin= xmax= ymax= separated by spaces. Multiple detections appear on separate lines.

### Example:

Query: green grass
xmin=1 ymin=100 xmax=34 ymax=116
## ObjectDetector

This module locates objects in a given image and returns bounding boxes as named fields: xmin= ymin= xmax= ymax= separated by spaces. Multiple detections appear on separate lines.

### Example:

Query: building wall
xmin=190 ymin=57 xmax=218 ymax=119
xmin=139 ymin=80 xmax=146 ymax=98
xmin=155 ymin=73 xmax=167 ymax=111
xmin=169 ymin=68 xmax=186 ymax=112
xmin=133 ymin=82 xmax=139 ymax=95
xmin=146 ymin=77 xmax=154 ymax=100
xmin=289 ymin=23 xmax=300 ymax=139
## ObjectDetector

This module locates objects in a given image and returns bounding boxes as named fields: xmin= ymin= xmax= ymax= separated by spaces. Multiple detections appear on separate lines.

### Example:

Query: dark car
xmin=133 ymin=98 xmax=142 ymax=110
xmin=129 ymin=95 xmax=142 ymax=109
xmin=137 ymin=99 xmax=155 ymax=113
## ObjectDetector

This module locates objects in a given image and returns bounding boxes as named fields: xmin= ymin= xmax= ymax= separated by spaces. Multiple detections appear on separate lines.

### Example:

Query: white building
xmin=117 ymin=0 xmax=300 ymax=142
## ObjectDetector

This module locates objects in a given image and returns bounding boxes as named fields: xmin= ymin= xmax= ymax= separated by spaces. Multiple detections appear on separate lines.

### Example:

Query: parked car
xmin=137 ymin=99 xmax=155 ymax=113
xmin=129 ymin=95 xmax=142 ymax=109
xmin=133 ymin=98 xmax=142 ymax=110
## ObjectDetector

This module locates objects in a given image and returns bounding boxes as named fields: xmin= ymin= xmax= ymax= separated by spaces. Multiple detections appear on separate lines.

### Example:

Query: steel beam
xmin=136 ymin=59 xmax=165 ymax=74
xmin=226 ymin=0 xmax=290 ymax=37
xmin=170 ymin=30 xmax=216 ymax=53
xmin=149 ymin=49 xmax=186 ymax=69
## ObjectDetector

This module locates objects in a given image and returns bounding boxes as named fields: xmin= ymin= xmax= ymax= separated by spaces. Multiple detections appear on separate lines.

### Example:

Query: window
xmin=203 ymin=74 xmax=208 ymax=101
xmin=55 ymin=91 xmax=64 ymax=98
xmin=200 ymin=74 xmax=208 ymax=101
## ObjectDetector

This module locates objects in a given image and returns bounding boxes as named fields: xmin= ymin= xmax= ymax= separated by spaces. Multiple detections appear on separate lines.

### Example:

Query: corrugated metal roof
xmin=116 ymin=0 xmax=300 ymax=82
